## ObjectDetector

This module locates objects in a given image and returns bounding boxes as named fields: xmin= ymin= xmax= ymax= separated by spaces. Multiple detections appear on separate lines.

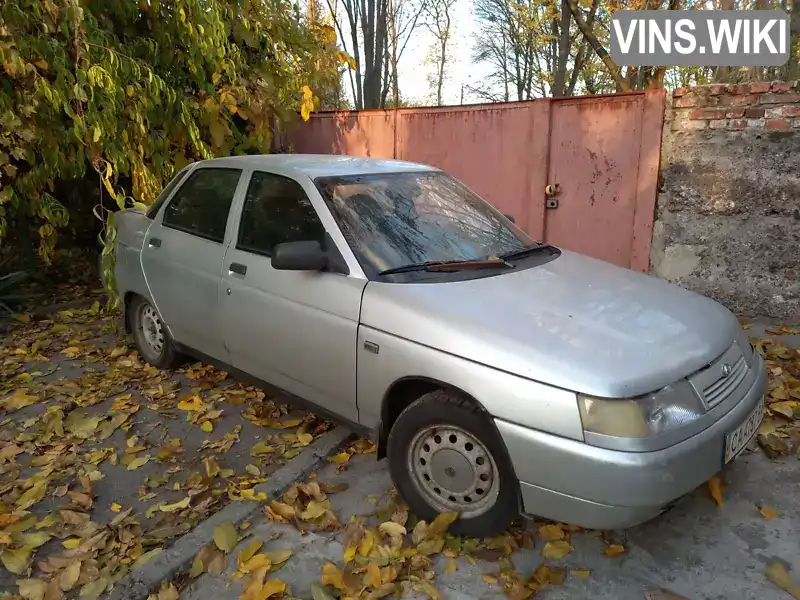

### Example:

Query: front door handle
xmin=149 ymin=237 xmax=161 ymax=248
xmin=229 ymin=262 xmax=247 ymax=276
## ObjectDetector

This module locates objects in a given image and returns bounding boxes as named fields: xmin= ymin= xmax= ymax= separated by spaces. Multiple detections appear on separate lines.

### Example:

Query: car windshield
xmin=315 ymin=171 xmax=534 ymax=275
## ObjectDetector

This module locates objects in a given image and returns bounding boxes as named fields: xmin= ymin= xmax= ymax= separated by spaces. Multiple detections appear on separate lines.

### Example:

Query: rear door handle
xmin=229 ymin=262 xmax=247 ymax=276
xmin=149 ymin=237 xmax=161 ymax=248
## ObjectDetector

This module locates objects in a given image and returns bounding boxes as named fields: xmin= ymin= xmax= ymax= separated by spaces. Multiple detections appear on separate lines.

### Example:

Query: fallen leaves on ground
xmin=0 ymin=301 xmax=330 ymax=597
xmin=754 ymin=337 xmax=800 ymax=458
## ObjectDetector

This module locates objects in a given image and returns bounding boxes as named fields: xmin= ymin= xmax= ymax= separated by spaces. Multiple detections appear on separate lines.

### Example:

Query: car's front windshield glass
xmin=315 ymin=171 xmax=534 ymax=275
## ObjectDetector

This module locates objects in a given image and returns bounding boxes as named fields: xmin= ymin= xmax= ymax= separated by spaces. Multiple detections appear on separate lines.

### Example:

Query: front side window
xmin=146 ymin=168 xmax=189 ymax=219
xmin=162 ymin=168 xmax=241 ymax=242
xmin=315 ymin=171 xmax=532 ymax=276
xmin=237 ymin=171 xmax=326 ymax=257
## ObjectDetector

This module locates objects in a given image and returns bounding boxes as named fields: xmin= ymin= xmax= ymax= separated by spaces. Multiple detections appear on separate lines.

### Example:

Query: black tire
xmin=129 ymin=295 xmax=185 ymax=370
xmin=387 ymin=390 xmax=520 ymax=537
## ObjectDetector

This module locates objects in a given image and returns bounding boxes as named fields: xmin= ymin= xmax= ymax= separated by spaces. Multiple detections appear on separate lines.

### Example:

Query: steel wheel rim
xmin=139 ymin=304 xmax=164 ymax=355
xmin=408 ymin=424 xmax=500 ymax=518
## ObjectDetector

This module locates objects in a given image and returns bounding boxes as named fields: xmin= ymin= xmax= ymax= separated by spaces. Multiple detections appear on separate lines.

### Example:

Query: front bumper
xmin=496 ymin=351 xmax=766 ymax=530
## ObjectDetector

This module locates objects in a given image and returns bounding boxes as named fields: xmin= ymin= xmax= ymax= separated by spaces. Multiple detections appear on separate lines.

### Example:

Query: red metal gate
xmin=278 ymin=91 xmax=665 ymax=272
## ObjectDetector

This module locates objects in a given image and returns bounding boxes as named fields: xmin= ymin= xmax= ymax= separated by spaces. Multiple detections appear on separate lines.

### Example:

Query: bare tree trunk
xmin=551 ymin=0 xmax=572 ymax=96
xmin=565 ymin=0 xmax=630 ymax=92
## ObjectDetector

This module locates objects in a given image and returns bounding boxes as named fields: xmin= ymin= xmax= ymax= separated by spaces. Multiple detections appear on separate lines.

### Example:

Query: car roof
xmin=192 ymin=154 xmax=440 ymax=179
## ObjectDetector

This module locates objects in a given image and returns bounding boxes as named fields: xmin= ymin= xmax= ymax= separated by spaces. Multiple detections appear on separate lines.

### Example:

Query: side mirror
xmin=271 ymin=240 xmax=328 ymax=271
xmin=504 ymin=213 xmax=516 ymax=224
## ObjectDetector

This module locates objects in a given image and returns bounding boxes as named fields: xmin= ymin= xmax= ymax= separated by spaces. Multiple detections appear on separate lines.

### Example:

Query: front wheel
xmin=387 ymin=390 xmax=520 ymax=537
xmin=129 ymin=296 xmax=185 ymax=370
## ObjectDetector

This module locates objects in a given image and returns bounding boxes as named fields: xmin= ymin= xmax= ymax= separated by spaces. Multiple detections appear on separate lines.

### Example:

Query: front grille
xmin=688 ymin=342 xmax=751 ymax=409
xmin=702 ymin=354 xmax=748 ymax=408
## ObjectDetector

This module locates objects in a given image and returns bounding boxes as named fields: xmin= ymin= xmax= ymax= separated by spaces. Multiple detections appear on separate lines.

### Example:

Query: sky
xmin=333 ymin=1 xmax=496 ymax=107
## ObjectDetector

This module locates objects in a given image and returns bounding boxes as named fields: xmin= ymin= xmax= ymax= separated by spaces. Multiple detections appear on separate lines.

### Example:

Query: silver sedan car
xmin=113 ymin=154 xmax=766 ymax=537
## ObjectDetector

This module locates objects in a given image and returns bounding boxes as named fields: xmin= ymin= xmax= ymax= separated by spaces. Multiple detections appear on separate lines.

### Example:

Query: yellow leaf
xmin=603 ymin=544 xmax=625 ymax=558
xmin=427 ymin=512 xmax=459 ymax=537
xmin=328 ymin=452 xmax=351 ymax=464
xmin=246 ymin=464 xmax=261 ymax=477
xmin=239 ymin=488 xmax=268 ymax=502
xmin=240 ymin=553 xmax=271 ymax=574
xmin=132 ymin=548 xmax=162 ymax=570
xmin=110 ymin=503 xmax=121 ymax=513
xmin=542 ymin=540 xmax=573 ymax=559
xmin=158 ymin=497 xmax=190 ymax=512
xmin=200 ymin=421 xmax=213 ymax=433
xmin=78 ymin=575 xmax=108 ymax=600
xmin=570 ymin=569 xmax=591 ymax=579
xmin=708 ymin=475 xmax=725 ymax=507
xmin=538 ymin=524 xmax=566 ymax=541
xmin=760 ymin=505 xmax=780 ymax=519
xmin=177 ymin=395 xmax=205 ymax=411
xmin=378 ymin=521 xmax=406 ymax=537
xmin=213 ymin=522 xmax=238 ymax=553
xmin=770 ymin=401 xmax=796 ymax=418
xmin=481 ymin=574 xmax=498 ymax=585
xmin=2 ymin=389 xmax=39 ymax=412
xmin=17 ymin=579 xmax=47 ymax=600
xmin=367 ymin=562 xmax=382 ymax=587
xmin=127 ymin=455 xmax=151 ymax=471
xmin=62 ymin=538 xmax=81 ymax=549
xmin=445 ymin=558 xmax=458 ymax=574
xmin=16 ymin=481 xmax=47 ymax=510
xmin=1 ymin=546 xmax=32 ymax=574
xmin=321 ymin=562 xmax=346 ymax=590
xmin=358 ymin=529 xmax=374 ymax=557
xmin=268 ymin=501 xmax=295 ymax=520
xmin=260 ymin=579 xmax=287 ymax=598
xmin=296 ymin=433 xmax=313 ymax=446
xmin=251 ymin=443 xmax=276 ymax=456
xmin=263 ymin=550 xmax=292 ymax=567
xmin=766 ymin=562 xmax=800 ymax=598
xmin=18 ymin=532 xmax=50 ymax=548
xmin=343 ymin=544 xmax=357 ymax=564
xmin=238 ymin=540 xmax=263 ymax=566
xmin=300 ymin=501 xmax=328 ymax=521
xmin=60 ymin=560 xmax=82 ymax=591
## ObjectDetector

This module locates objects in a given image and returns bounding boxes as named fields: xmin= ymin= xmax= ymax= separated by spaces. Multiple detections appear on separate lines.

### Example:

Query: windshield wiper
xmin=378 ymin=257 xmax=514 ymax=276
xmin=499 ymin=243 xmax=556 ymax=261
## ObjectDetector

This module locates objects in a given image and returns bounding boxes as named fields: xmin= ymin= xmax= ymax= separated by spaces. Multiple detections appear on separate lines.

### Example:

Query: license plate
xmin=724 ymin=399 xmax=764 ymax=464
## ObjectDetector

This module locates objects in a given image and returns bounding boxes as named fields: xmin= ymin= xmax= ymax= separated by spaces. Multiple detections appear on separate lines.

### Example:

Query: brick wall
xmin=652 ymin=81 xmax=800 ymax=323
xmin=669 ymin=81 xmax=800 ymax=132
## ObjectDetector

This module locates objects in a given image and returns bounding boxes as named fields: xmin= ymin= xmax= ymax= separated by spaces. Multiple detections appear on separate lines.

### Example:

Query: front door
xmin=220 ymin=170 xmax=364 ymax=423
xmin=141 ymin=166 xmax=244 ymax=362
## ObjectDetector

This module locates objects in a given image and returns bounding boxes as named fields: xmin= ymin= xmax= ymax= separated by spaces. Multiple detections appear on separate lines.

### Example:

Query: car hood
xmin=360 ymin=250 xmax=740 ymax=398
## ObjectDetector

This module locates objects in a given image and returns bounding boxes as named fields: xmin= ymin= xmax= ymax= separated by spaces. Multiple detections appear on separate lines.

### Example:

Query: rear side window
xmin=162 ymin=168 xmax=242 ymax=243
xmin=146 ymin=169 xmax=189 ymax=219
xmin=237 ymin=171 xmax=326 ymax=257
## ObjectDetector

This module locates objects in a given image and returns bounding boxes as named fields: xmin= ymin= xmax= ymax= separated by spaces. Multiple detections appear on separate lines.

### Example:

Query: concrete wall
xmin=652 ymin=81 xmax=800 ymax=322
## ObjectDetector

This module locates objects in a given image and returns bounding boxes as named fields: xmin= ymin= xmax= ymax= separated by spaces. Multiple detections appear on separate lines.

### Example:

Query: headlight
xmin=578 ymin=380 xmax=704 ymax=438
xmin=736 ymin=327 xmax=754 ymax=366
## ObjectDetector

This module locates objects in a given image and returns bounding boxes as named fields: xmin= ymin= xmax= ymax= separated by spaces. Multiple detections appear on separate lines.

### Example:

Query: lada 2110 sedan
xmin=112 ymin=154 xmax=766 ymax=537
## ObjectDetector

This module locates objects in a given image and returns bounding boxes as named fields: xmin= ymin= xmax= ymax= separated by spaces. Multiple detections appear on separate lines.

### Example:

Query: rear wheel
xmin=387 ymin=390 xmax=520 ymax=537
xmin=129 ymin=296 xmax=184 ymax=369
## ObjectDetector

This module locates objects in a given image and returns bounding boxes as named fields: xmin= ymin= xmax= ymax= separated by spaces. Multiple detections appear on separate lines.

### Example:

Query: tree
xmin=387 ymin=0 xmax=429 ymax=106
xmin=325 ymin=0 xmax=391 ymax=108
xmin=0 ymin=0 xmax=345 ymax=299
xmin=424 ymin=0 xmax=458 ymax=105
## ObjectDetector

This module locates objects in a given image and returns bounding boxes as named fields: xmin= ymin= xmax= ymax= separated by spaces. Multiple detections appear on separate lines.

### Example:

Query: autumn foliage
xmin=0 ymin=0 xmax=346 ymax=272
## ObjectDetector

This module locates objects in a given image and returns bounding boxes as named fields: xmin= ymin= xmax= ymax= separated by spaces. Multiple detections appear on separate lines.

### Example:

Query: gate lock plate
xmin=545 ymin=183 xmax=561 ymax=209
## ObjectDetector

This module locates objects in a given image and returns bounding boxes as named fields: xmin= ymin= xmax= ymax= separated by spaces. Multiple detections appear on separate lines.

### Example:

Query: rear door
xmin=141 ymin=166 xmax=245 ymax=362
xmin=220 ymin=170 xmax=365 ymax=423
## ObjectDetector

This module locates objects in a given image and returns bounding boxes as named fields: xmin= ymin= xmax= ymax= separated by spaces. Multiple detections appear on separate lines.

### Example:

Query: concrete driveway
xmin=178 ymin=323 xmax=800 ymax=600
